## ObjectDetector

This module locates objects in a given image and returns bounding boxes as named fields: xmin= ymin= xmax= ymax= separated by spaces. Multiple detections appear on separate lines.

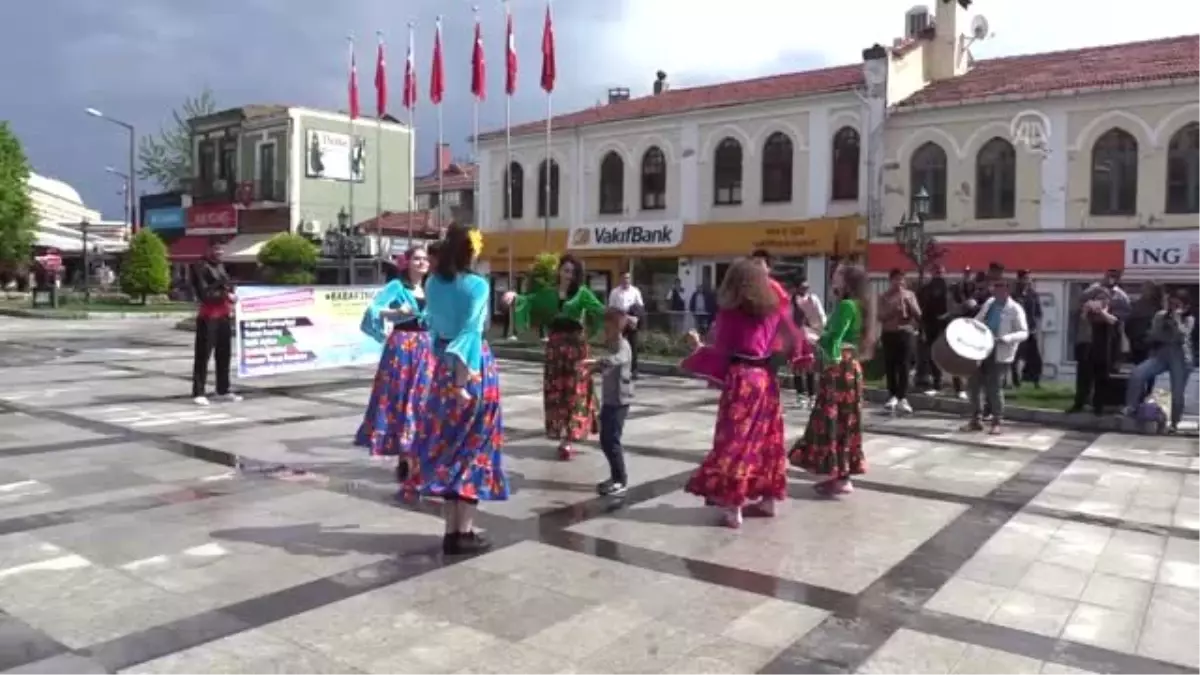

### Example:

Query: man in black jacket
xmin=1012 ymin=269 xmax=1044 ymax=387
xmin=190 ymin=244 xmax=240 ymax=405
xmin=918 ymin=264 xmax=952 ymax=394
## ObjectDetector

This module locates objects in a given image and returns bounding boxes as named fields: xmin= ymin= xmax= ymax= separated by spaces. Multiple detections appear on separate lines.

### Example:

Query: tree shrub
xmin=258 ymin=233 xmax=318 ymax=285
xmin=119 ymin=230 xmax=170 ymax=302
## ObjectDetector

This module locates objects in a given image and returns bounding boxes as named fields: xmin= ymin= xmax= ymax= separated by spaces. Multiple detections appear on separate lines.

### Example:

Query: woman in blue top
xmin=355 ymin=246 xmax=434 ymax=472
xmin=401 ymin=224 xmax=509 ymax=555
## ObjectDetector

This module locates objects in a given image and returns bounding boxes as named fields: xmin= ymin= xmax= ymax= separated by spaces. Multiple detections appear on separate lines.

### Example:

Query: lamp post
xmin=80 ymin=219 xmax=92 ymax=305
xmin=895 ymin=186 xmax=938 ymax=388
xmin=105 ymin=166 xmax=131 ymax=233
xmin=329 ymin=208 xmax=361 ymax=285
xmin=86 ymin=108 xmax=137 ymax=233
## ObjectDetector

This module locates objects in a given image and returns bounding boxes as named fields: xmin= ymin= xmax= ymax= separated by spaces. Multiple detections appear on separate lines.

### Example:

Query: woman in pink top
xmin=683 ymin=259 xmax=808 ymax=528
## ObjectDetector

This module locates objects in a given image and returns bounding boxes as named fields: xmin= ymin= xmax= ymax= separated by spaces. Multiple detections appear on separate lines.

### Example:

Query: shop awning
xmin=168 ymin=235 xmax=212 ymax=261
xmin=36 ymin=231 xmax=83 ymax=252
xmin=223 ymin=233 xmax=277 ymax=263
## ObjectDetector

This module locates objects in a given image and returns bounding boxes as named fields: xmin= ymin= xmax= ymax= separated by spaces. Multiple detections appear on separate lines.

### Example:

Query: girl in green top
xmin=503 ymin=255 xmax=606 ymax=459
xmin=789 ymin=264 xmax=875 ymax=496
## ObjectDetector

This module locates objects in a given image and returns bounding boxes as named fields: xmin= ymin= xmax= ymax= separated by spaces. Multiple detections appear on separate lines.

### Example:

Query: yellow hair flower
xmin=467 ymin=229 xmax=485 ymax=258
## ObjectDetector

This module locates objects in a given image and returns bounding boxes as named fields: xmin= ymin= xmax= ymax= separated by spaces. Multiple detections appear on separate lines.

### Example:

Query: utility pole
xmin=81 ymin=219 xmax=91 ymax=305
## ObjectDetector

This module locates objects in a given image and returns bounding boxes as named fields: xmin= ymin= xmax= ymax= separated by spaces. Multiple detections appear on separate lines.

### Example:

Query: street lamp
xmin=895 ymin=186 xmax=939 ymax=388
xmin=86 ymin=108 xmax=136 ymax=234
xmin=328 ymin=207 xmax=361 ymax=285
xmin=105 ymin=166 xmax=131 ymax=232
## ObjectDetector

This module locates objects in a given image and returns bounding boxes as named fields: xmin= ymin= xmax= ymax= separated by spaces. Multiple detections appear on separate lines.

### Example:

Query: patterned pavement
xmin=0 ymin=317 xmax=1196 ymax=674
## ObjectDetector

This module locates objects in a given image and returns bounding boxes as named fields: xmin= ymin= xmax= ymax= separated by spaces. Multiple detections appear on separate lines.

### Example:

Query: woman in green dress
xmin=503 ymin=255 xmax=606 ymax=460
xmin=789 ymin=264 xmax=875 ymax=496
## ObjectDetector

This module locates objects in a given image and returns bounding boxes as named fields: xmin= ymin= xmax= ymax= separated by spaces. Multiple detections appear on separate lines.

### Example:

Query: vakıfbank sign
xmin=568 ymin=221 xmax=683 ymax=251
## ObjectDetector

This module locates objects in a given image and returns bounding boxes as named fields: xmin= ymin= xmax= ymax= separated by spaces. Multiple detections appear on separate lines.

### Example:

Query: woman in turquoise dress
xmin=789 ymin=264 xmax=875 ymax=496
xmin=355 ymin=247 xmax=434 ymax=474
xmin=504 ymin=255 xmax=606 ymax=460
xmin=402 ymin=224 xmax=508 ymax=556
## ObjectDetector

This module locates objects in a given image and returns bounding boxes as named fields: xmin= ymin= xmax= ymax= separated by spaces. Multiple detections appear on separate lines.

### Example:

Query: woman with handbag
xmin=355 ymin=246 xmax=435 ymax=478
xmin=681 ymin=258 xmax=810 ymax=529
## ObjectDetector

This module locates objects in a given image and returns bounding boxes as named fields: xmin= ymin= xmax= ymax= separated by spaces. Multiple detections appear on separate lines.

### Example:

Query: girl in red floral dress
xmin=683 ymin=259 xmax=807 ymax=528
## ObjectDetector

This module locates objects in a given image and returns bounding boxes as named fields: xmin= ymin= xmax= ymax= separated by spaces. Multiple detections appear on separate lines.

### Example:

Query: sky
xmin=2 ymin=0 xmax=1195 ymax=220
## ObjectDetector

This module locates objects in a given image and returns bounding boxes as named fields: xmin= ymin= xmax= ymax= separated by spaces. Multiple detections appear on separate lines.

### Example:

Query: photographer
xmin=190 ymin=243 xmax=240 ymax=406
xmin=1125 ymin=290 xmax=1194 ymax=433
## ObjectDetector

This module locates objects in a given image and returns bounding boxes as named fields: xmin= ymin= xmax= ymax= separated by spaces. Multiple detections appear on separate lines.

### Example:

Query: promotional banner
xmin=234 ymin=285 xmax=381 ymax=378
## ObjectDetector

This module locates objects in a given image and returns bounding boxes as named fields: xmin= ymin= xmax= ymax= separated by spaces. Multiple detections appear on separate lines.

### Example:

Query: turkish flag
xmin=430 ymin=20 xmax=445 ymax=105
xmin=374 ymin=39 xmax=387 ymax=118
xmin=505 ymin=11 xmax=517 ymax=96
xmin=402 ymin=34 xmax=417 ymax=109
xmin=348 ymin=44 xmax=360 ymax=120
xmin=540 ymin=4 xmax=555 ymax=93
xmin=471 ymin=19 xmax=486 ymax=100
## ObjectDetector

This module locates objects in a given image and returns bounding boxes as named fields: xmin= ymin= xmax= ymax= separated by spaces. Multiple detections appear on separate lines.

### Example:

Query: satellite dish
xmin=971 ymin=15 xmax=990 ymax=40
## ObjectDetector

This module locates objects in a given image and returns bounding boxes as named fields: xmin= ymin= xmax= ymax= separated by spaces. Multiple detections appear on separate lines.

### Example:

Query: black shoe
xmin=395 ymin=459 xmax=410 ymax=482
xmin=597 ymin=479 xmax=627 ymax=496
xmin=443 ymin=531 xmax=492 ymax=556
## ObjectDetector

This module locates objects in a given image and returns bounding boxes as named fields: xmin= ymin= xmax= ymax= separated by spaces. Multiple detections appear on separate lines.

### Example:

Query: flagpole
xmin=436 ymin=16 xmax=445 ymax=235
xmin=347 ymin=34 xmax=357 ymax=286
xmin=503 ymin=0 xmax=514 ymax=296
xmin=542 ymin=0 xmax=553 ymax=246
xmin=375 ymin=30 xmax=384 ymax=282
xmin=406 ymin=21 xmax=416 ymax=247
xmin=472 ymin=5 xmax=481 ymax=230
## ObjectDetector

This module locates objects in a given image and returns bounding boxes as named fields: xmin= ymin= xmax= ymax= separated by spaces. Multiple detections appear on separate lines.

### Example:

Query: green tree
xmin=258 ymin=233 xmax=318 ymax=285
xmin=137 ymin=88 xmax=218 ymax=191
xmin=119 ymin=229 xmax=170 ymax=302
xmin=0 ymin=122 xmax=37 ymax=277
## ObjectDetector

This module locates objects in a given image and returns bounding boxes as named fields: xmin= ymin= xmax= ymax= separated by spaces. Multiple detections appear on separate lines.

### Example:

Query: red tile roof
xmin=478 ymin=64 xmax=865 ymax=141
xmin=897 ymin=35 xmax=1199 ymax=108
xmin=355 ymin=210 xmax=439 ymax=236
xmin=415 ymin=163 xmax=477 ymax=193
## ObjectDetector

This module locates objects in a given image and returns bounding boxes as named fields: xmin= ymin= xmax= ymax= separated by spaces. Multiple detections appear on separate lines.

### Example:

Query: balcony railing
xmin=190 ymin=177 xmax=237 ymax=204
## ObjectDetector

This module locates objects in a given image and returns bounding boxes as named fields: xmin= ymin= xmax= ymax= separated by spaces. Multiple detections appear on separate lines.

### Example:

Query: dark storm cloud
xmin=1 ymin=0 xmax=632 ymax=218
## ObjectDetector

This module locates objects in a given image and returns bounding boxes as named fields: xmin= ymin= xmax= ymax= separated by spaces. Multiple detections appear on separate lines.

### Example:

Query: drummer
xmin=961 ymin=277 xmax=1029 ymax=434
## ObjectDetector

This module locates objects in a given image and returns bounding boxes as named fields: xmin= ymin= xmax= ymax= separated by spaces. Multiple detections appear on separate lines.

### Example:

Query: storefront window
xmin=771 ymin=256 xmax=807 ymax=290
xmin=631 ymin=257 xmax=680 ymax=332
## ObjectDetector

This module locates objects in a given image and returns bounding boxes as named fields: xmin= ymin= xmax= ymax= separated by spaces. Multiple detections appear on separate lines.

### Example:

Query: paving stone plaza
xmin=0 ymin=317 xmax=1196 ymax=674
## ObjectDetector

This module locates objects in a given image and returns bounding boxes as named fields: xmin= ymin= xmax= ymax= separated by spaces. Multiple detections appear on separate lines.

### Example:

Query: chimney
xmin=928 ymin=0 xmax=964 ymax=81
xmin=652 ymin=70 xmax=668 ymax=95
xmin=607 ymin=87 xmax=631 ymax=104
xmin=435 ymin=143 xmax=452 ymax=174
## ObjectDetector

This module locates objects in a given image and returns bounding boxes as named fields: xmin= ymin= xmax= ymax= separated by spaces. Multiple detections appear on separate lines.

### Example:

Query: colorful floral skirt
xmin=685 ymin=362 xmax=788 ymax=507
xmin=543 ymin=330 xmax=598 ymax=442
xmin=789 ymin=349 xmax=866 ymax=477
xmin=401 ymin=341 xmax=509 ymax=502
xmin=355 ymin=329 xmax=434 ymax=457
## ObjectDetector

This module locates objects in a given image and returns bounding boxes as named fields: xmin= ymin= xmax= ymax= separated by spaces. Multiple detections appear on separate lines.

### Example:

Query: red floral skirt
xmin=543 ymin=330 xmax=598 ymax=442
xmin=685 ymin=362 xmax=788 ymax=507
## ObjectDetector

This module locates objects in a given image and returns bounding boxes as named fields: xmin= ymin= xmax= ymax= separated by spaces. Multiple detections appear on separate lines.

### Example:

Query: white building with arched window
xmin=27 ymin=172 xmax=126 ymax=254
xmin=474 ymin=69 xmax=870 ymax=313
xmin=866 ymin=0 xmax=1196 ymax=383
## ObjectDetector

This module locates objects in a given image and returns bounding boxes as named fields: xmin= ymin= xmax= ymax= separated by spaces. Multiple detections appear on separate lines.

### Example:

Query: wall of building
xmin=291 ymin=110 xmax=414 ymax=233
xmin=882 ymin=86 xmax=1199 ymax=235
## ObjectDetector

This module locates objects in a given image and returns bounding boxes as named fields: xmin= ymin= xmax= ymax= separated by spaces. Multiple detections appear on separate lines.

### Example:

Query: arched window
xmin=831 ymin=127 xmax=860 ymax=201
xmin=1166 ymin=122 xmax=1199 ymax=214
xmin=974 ymin=137 xmax=1016 ymax=219
xmin=599 ymin=152 xmax=624 ymax=215
xmin=640 ymin=147 xmax=667 ymax=210
xmin=503 ymin=162 xmax=524 ymax=219
xmin=909 ymin=141 xmax=947 ymax=219
xmin=1090 ymin=128 xmax=1138 ymax=216
xmin=761 ymin=132 xmax=794 ymax=203
xmin=713 ymin=137 xmax=743 ymax=205
xmin=537 ymin=159 xmax=560 ymax=218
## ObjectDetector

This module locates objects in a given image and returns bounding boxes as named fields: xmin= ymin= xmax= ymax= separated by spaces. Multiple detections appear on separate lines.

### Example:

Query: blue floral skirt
xmin=355 ymin=329 xmax=434 ymax=456
xmin=401 ymin=341 xmax=509 ymax=502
